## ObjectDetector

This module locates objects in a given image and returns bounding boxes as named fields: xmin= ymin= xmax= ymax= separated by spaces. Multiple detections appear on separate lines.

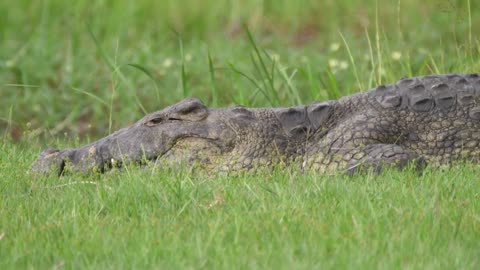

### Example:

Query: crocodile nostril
xmin=58 ymin=159 xmax=66 ymax=177
xmin=40 ymin=149 xmax=60 ymax=158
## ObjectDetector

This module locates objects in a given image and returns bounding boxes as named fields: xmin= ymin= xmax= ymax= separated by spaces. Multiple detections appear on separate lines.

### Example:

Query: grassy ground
xmin=1 ymin=0 xmax=480 ymax=269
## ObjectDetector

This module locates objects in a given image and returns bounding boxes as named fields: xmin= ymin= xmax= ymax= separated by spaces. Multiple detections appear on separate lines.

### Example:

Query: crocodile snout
xmin=31 ymin=149 xmax=69 ymax=176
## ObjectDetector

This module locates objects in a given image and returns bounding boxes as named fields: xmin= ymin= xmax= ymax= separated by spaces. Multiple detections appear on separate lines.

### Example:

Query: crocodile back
xmin=368 ymin=73 xmax=480 ymax=114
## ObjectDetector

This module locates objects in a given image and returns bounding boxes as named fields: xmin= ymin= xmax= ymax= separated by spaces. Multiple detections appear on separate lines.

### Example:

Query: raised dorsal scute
xmin=410 ymin=94 xmax=434 ymax=112
xmin=307 ymin=101 xmax=334 ymax=130
xmin=230 ymin=105 xmax=255 ymax=120
xmin=274 ymin=106 xmax=308 ymax=133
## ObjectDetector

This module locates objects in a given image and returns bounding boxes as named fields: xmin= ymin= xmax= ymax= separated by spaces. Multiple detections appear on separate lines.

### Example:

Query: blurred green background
xmin=1 ymin=0 xmax=479 ymax=143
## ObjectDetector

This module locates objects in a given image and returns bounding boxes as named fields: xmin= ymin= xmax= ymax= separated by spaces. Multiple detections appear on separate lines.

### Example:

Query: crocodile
xmin=32 ymin=73 xmax=480 ymax=176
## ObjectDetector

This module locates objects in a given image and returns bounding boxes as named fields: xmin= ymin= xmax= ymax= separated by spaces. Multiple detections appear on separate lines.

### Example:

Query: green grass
xmin=1 ymin=142 xmax=480 ymax=269
xmin=2 ymin=0 xmax=480 ymax=269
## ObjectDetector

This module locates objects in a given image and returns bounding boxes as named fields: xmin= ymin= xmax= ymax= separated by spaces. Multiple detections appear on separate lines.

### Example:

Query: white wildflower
xmin=270 ymin=53 xmax=280 ymax=62
xmin=5 ymin=60 xmax=15 ymax=68
xmin=391 ymin=51 xmax=402 ymax=61
xmin=328 ymin=59 xmax=339 ymax=68
xmin=162 ymin=58 xmax=173 ymax=68
xmin=329 ymin=43 xmax=340 ymax=52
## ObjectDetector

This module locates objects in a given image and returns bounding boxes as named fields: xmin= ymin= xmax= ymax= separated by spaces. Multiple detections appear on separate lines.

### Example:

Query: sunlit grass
xmin=1 ymin=142 xmax=480 ymax=269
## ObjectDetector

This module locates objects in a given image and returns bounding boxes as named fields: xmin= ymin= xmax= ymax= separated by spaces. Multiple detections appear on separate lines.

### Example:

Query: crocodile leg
xmin=344 ymin=143 xmax=427 ymax=175
xmin=305 ymin=112 xmax=427 ymax=174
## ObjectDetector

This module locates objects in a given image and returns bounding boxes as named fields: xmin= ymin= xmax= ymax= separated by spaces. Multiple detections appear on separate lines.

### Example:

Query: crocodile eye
xmin=145 ymin=117 xmax=163 ymax=127
xmin=145 ymin=116 xmax=183 ymax=127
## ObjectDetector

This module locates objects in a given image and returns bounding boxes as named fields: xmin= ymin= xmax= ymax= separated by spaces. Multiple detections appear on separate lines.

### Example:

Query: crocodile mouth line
xmin=93 ymin=136 xmax=229 ymax=173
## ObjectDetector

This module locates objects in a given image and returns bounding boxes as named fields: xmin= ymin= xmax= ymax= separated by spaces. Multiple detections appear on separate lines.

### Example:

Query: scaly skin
xmin=306 ymin=73 xmax=480 ymax=173
xmin=32 ymin=73 xmax=480 ymax=175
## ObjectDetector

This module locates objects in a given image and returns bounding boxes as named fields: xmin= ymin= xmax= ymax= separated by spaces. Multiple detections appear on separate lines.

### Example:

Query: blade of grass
xmin=319 ymin=67 xmax=341 ymax=100
xmin=180 ymin=44 xmax=188 ymax=97
xmin=228 ymin=63 xmax=274 ymax=106
xmin=298 ymin=63 xmax=321 ymax=101
xmin=86 ymin=23 xmax=147 ymax=116
xmin=396 ymin=0 xmax=403 ymax=41
xmin=71 ymin=87 xmax=109 ymax=107
xmin=110 ymin=39 xmax=120 ymax=134
xmin=467 ymin=0 xmax=473 ymax=64
xmin=428 ymin=55 xmax=441 ymax=74
xmin=249 ymin=52 xmax=273 ymax=104
xmin=275 ymin=64 xmax=302 ymax=105
xmin=4 ymin=84 xmax=40 ymax=88
xmin=365 ymin=28 xmax=377 ymax=88
xmin=127 ymin=63 xmax=161 ymax=103
xmin=50 ymin=107 xmax=87 ymax=136
xmin=245 ymin=27 xmax=270 ymax=82
xmin=374 ymin=0 xmax=383 ymax=85
xmin=339 ymin=32 xmax=364 ymax=91
xmin=3 ymin=106 xmax=13 ymax=140
xmin=207 ymin=48 xmax=219 ymax=106
xmin=262 ymin=50 xmax=282 ymax=104
xmin=169 ymin=27 xmax=189 ymax=97
xmin=270 ymin=52 xmax=276 ymax=90
xmin=246 ymin=27 xmax=279 ymax=105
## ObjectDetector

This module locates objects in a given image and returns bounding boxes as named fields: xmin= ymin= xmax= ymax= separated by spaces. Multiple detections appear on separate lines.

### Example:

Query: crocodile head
xmin=32 ymin=98 xmax=244 ymax=175
xmin=32 ymin=96 xmax=335 ymax=176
